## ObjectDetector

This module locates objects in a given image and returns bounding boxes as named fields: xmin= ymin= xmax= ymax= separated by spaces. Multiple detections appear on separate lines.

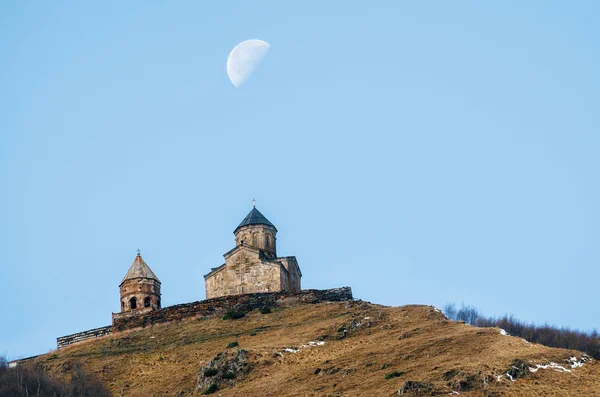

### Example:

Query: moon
xmin=227 ymin=39 xmax=271 ymax=88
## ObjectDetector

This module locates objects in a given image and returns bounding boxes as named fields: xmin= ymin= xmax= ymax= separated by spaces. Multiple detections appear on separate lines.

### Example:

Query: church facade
xmin=204 ymin=206 xmax=302 ymax=299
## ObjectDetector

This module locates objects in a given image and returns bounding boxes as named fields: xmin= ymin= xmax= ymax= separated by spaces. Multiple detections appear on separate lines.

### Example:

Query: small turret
xmin=118 ymin=251 xmax=161 ymax=313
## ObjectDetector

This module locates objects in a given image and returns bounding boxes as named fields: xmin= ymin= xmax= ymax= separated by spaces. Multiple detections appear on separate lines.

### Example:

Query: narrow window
xmin=144 ymin=297 xmax=151 ymax=308
xmin=130 ymin=297 xmax=137 ymax=310
xmin=157 ymin=299 xmax=161 ymax=309
xmin=121 ymin=301 xmax=124 ymax=311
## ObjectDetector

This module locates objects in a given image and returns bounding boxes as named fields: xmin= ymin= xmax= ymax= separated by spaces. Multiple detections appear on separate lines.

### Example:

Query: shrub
xmin=204 ymin=368 xmax=218 ymax=377
xmin=226 ymin=341 xmax=239 ymax=348
xmin=222 ymin=371 xmax=236 ymax=380
xmin=223 ymin=310 xmax=246 ymax=320
xmin=259 ymin=306 xmax=272 ymax=314
xmin=202 ymin=383 xmax=218 ymax=394
xmin=385 ymin=371 xmax=405 ymax=379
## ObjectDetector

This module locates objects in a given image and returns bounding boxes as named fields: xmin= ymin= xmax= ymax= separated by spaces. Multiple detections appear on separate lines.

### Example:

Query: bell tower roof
xmin=120 ymin=252 xmax=160 ymax=286
xmin=235 ymin=206 xmax=277 ymax=233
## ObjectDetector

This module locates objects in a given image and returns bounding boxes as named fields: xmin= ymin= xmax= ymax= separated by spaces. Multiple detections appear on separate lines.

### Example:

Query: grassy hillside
xmin=35 ymin=301 xmax=600 ymax=396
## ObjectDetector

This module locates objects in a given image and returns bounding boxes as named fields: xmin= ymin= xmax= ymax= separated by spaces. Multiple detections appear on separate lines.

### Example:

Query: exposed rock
xmin=506 ymin=359 xmax=530 ymax=380
xmin=441 ymin=369 xmax=492 ymax=391
xmin=195 ymin=349 xmax=251 ymax=394
xmin=397 ymin=380 xmax=440 ymax=396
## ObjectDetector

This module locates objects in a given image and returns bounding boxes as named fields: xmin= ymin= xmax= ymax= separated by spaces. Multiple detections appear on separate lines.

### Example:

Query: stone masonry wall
xmin=113 ymin=287 xmax=353 ymax=332
xmin=205 ymin=250 xmax=284 ymax=299
xmin=56 ymin=325 xmax=113 ymax=349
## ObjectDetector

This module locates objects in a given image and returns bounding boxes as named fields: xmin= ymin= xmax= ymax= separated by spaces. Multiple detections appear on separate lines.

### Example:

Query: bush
xmin=223 ymin=310 xmax=246 ymax=320
xmin=204 ymin=368 xmax=218 ymax=377
xmin=202 ymin=383 xmax=218 ymax=394
xmin=226 ymin=341 xmax=239 ymax=348
xmin=259 ymin=306 xmax=272 ymax=314
xmin=222 ymin=371 xmax=236 ymax=380
xmin=385 ymin=371 xmax=405 ymax=379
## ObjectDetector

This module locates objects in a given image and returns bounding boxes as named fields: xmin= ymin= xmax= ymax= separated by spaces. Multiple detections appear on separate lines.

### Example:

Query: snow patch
xmin=499 ymin=329 xmax=509 ymax=336
xmin=279 ymin=341 xmax=326 ymax=356
xmin=495 ymin=373 xmax=515 ymax=382
xmin=528 ymin=355 xmax=591 ymax=373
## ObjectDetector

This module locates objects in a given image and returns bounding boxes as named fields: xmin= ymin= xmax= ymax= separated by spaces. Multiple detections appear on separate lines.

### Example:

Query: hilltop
xmin=33 ymin=298 xmax=600 ymax=397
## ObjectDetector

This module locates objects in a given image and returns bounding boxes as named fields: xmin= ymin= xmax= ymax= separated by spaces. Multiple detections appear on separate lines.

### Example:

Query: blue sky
xmin=1 ymin=1 xmax=599 ymax=359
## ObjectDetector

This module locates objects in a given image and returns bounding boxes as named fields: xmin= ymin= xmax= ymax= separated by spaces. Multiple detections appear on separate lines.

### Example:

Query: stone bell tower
xmin=118 ymin=251 xmax=161 ymax=313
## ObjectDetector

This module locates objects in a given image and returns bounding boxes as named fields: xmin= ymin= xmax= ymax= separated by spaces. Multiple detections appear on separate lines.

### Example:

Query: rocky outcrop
xmin=195 ymin=349 xmax=251 ymax=394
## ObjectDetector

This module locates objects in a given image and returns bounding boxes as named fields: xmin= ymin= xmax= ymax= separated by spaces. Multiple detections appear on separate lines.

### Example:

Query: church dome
xmin=234 ymin=207 xmax=277 ymax=233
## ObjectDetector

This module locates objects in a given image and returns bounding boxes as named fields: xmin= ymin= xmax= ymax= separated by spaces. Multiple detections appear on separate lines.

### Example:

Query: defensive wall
xmin=56 ymin=325 xmax=114 ymax=349
xmin=56 ymin=287 xmax=353 ymax=349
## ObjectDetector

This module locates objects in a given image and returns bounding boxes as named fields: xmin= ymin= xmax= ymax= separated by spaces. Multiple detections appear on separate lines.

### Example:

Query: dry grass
xmin=36 ymin=302 xmax=600 ymax=396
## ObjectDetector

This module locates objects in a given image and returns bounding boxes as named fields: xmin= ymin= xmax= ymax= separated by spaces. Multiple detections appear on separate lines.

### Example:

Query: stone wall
xmin=56 ymin=325 xmax=113 ymax=349
xmin=113 ymin=287 xmax=353 ymax=332
xmin=7 ymin=354 xmax=42 ymax=368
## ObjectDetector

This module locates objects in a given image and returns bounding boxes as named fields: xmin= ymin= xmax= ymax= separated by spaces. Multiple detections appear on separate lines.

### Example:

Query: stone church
xmin=112 ymin=205 xmax=301 ymax=322
xmin=204 ymin=205 xmax=302 ymax=299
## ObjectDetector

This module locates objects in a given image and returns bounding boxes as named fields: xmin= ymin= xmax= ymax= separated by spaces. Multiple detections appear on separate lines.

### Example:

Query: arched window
xmin=130 ymin=297 xmax=137 ymax=310
xmin=144 ymin=297 xmax=151 ymax=308
xmin=121 ymin=301 xmax=124 ymax=311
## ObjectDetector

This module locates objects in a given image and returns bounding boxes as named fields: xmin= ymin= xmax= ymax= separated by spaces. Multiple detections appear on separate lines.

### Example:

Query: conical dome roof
xmin=120 ymin=253 xmax=160 ymax=286
xmin=235 ymin=207 xmax=277 ymax=233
